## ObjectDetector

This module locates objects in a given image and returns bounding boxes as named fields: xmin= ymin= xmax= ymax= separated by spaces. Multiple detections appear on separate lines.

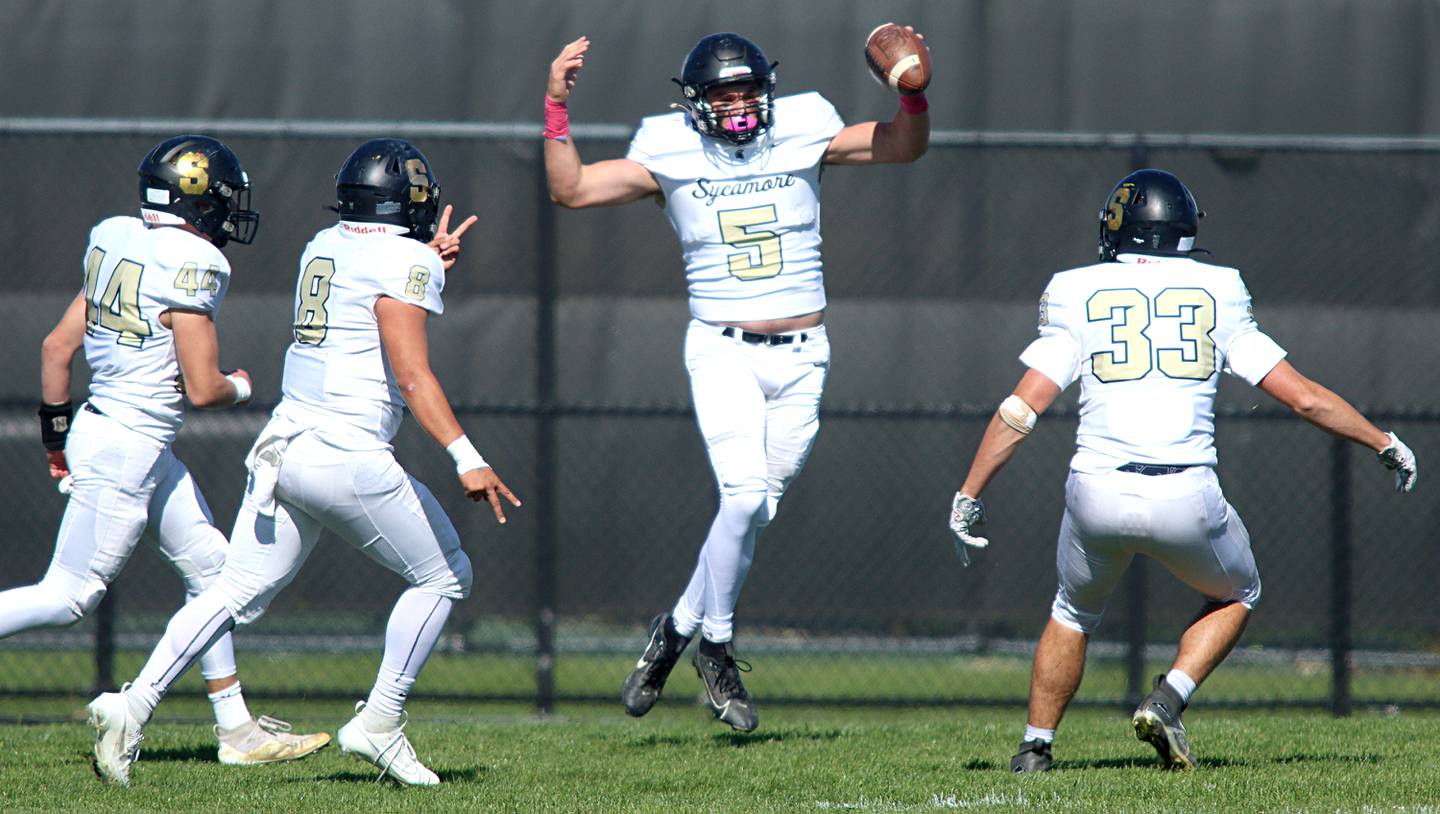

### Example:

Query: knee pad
xmin=717 ymin=487 xmax=768 ymax=531
xmin=1050 ymin=589 xmax=1105 ymax=634
xmin=39 ymin=568 xmax=107 ymax=620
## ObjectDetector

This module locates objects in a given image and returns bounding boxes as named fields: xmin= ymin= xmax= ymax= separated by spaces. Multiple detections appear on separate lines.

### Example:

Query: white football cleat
xmin=217 ymin=715 xmax=332 ymax=766
xmin=336 ymin=702 xmax=439 ymax=786
xmin=87 ymin=689 xmax=144 ymax=786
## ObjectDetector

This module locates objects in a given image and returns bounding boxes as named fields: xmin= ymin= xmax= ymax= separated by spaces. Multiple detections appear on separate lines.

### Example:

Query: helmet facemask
xmin=674 ymin=33 xmax=777 ymax=146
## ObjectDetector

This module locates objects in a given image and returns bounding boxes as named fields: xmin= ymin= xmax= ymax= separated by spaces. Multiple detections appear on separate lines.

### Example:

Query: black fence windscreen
xmin=1 ymin=122 xmax=1437 ymax=714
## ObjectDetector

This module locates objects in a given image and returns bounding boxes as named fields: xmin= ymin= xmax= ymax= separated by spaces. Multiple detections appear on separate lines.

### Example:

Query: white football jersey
xmin=275 ymin=222 xmax=445 ymax=449
xmin=82 ymin=216 xmax=230 ymax=444
xmin=1020 ymin=254 xmax=1288 ymax=474
xmin=626 ymin=92 xmax=845 ymax=323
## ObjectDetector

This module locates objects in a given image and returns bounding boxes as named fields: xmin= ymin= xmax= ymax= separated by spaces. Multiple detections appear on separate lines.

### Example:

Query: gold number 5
xmin=718 ymin=205 xmax=783 ymax=280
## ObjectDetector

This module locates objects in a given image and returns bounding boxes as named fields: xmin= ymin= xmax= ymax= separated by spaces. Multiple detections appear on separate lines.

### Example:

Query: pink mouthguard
xmin=721 ymin=113 xmax=760 ymax=133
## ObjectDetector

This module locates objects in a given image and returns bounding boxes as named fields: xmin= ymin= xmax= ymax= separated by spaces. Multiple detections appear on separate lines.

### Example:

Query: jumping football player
xmin=544 ymin=30 xmax=930 ymax=731
xmin=947 ymin=169 xmax=1418 ymax=771
xmin=87 ymin=138 xmax=520 ymax=786
xmin=4 ymin=135 xmax=330 ymax=772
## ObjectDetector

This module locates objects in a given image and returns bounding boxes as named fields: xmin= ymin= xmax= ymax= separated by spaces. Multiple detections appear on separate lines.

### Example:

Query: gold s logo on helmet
xmin=1104 ymin=183 xmax=1135 ymax=231
xmin=404 ymin=158 xmax=431 ymax=203
xmin=175 ymin=152 xmax=211 ymax=195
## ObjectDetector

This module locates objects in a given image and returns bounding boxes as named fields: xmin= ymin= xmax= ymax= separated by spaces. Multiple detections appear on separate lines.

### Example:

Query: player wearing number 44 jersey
xmin=947 ymin=169 xmax=1418 ymax=773
xmin=89 ymin=138 xmax=521 ymax=787
xmin=3 ymin=135 xmax=329 ymax=782
xmin=545 ymin=30 xmax=930 ymax=731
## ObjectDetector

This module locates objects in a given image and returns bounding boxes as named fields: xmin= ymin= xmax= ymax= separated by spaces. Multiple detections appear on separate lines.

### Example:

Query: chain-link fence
xmin=1 ymin=121 xmax=1437 ymax=714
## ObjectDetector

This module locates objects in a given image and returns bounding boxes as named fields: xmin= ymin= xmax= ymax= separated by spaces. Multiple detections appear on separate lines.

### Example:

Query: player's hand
xmin=427 ymin=205 xmax=477 ymax=271
xmin=548 ymin=36 xmax=590 ymax=103
xmin=460 ymin=466 xmax=522 ymax=524
xmin=1378 ymin=431 xmax=1418 ymax=493
xmin=948 ymin=492 xmax=988 ymax=566
xmin=47 ymin=450 xmax=69 ymax=480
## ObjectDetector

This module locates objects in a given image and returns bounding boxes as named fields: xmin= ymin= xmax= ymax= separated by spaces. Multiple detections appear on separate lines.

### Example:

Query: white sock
xmin=1165 ymin=669 xmax=1198 ymax=705
xmin=208 ymin=682 xmax=252 ymax=731
xmin=1024 ymin=724 xmax=1056 ymax=744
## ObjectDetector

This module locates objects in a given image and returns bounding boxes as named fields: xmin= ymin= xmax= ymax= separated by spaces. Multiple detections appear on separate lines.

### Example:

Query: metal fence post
xmin=1329 ymin=438 xmax=1353 ymax=717
xmin=93 ymin=587 xmax=116 ymax=694
xmin=534 ymin=142 xmax=558 ymax=716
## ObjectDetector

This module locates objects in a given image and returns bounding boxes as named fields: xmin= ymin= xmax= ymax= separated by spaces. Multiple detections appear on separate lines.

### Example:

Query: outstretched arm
xmin=544 ymin=36 xmax=661 ymax=208
xmin=375 ymin=296 xmax=522 ymax=521
xmin=1257 ymin=360 xmax=1416 ymax=491
xmin=39 ymin=294 xmax=87 ymax=477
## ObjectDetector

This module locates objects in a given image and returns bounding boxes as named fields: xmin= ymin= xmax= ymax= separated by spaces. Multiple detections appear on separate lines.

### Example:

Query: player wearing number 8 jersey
xmin=545 ymin=30 xmax=930 ymax=731
xmin=946 ymin=169 xmax=1418 ymax=773
xmin=89 ymin=138 xmax=520 ymax=787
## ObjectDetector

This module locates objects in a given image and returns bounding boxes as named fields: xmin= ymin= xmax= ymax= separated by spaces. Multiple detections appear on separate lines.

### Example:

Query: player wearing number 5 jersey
xmin=545 ymin=30 xmax=930 ymax=731
xmin=946 ymin=170 xmax=1418 ymax=773
xmin=5 ymin=136 xmax=328 ymax=781
xmin=89 ymin=139 xmax=520 ymax=787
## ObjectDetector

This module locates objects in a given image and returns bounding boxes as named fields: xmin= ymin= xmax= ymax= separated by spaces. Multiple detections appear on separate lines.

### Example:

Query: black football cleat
xmin=1010 ymin=738 xmax=1054 ymax=773
xmin=693 ymin=637 xmax=758 ymax=732
xmin=622 ymin=614 xmax=692 ymax=717
xmin=1132 ymin=674 xmax=1195 ymax=770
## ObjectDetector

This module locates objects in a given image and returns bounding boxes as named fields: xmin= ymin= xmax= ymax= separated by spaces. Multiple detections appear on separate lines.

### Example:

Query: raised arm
xmin=1257 ymin=360 xmax=1416 ymax=491
xmin=39 ymin=293 xmax=87 ymax=477
xmin=544 ymin=36 xmax=661 ymax=208
xmin=823 ymin=26 xmax=931 ymax=166
xmin=375 ymin=296 xmax=521 ymax=521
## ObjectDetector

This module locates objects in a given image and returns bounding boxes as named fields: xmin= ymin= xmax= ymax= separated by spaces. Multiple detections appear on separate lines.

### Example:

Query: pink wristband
xmin=899 ymin=92 xmax=929 ymax=115
xmin=544 ymin=97 xmax=570 ymax=140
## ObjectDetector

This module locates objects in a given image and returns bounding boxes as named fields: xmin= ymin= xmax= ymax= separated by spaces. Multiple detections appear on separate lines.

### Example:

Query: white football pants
xmin=671 ymin=320 xmax=830 ymax=643
xmin=1050 ymin=466 xmax=1262 ymax=634
xmin=0 ymin=407 xmax=237 ymax=679
xmin=127 ymin=427 xmax=471 ymax=717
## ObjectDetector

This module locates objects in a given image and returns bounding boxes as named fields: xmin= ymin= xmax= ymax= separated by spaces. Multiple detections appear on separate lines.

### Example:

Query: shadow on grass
xmin=711 ymin=727 xmax=849 ymax=748
xmin=130 ymin=744 xmax=217 ymax=763
xmin=308 ymin=766 xmax=485 ymax=785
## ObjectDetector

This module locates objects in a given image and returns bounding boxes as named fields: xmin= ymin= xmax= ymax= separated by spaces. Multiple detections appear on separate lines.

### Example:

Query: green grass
xmin=0 ymin=697 xmax=1438 ymax=812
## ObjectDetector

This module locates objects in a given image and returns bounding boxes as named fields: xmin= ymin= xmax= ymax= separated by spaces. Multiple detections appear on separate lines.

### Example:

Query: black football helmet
xmin=335 ymin=138 xmax=441 ymax=241
xmin=1098 ymin=169 xmax=1205 ymax=261
xmin=674 ymin=33 xmax=777 ymax=145
xmin=137 ymin=135 xmax=258 ymax=247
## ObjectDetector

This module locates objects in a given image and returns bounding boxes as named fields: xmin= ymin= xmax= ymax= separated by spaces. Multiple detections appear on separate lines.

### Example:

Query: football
xmin=864 ymin=23 xmax=931 ymax=95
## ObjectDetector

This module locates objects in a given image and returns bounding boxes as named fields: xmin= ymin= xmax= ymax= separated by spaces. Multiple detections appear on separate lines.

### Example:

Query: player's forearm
xmin=1290 ymin=383 xmax=1391 ymax=452
xmin=877 ymin=101 xmax=929 ymax=163
xmin=959 ymin=414 xmax=1029 ymax=498
xmin=40 ymin=295 xmax=87 ymax=404
xmin=395 ymin=369 xmax=466 ymax=449
xmin=544 ymin=137 xmax=586 ymax=206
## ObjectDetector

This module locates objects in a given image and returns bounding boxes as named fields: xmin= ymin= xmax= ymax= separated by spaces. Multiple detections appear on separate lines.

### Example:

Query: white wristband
xmin=226 ymin=373 xmax=251 ymax=405
xmin=446 ymin=435 xmax=489 ymax=475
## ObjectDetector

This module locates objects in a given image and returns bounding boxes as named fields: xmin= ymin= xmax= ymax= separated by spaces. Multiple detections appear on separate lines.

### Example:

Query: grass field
xmin=1 ymin=695 xmax=1438 ymax=813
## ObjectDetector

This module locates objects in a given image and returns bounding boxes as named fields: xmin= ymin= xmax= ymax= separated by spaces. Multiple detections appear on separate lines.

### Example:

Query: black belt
xmin=721 ymin=326 xmax=808 ymax=346
xmin=1117 ymin=463 xmax=1192 ymax=476
xmin=83 ymin=402 xmax=104 ymax=416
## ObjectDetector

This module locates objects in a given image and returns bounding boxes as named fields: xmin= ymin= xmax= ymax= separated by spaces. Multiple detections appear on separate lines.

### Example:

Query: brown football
xmin=864 ymin=23 xmax=931 ymax=95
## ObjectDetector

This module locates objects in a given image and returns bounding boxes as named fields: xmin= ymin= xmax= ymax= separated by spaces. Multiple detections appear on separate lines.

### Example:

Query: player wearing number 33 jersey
xmin=545 ymin=29 xmax=931 ymax=731
xmin=947 ymin=169 xmax=1417 ymax=774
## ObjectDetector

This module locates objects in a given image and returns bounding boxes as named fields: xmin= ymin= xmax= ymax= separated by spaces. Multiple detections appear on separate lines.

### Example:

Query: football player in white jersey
xmin=544 ymin=30 xmax=930 ymax=731
xmin=7 ymin=135 xmax=330 ymax=774
xmin=946 ymin=170 xmax=1418 ymax=772
xmin=87 ymin=138 xmax=520 ymax=787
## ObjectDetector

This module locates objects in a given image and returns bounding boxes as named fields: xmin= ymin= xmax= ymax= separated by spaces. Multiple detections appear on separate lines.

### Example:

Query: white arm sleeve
xmin=1018 ymin=284 xmax=1082 ymax=389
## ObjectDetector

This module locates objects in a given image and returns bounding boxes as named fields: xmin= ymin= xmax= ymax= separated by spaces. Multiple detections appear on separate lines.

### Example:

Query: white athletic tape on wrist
xmin=997 ymin=394 xmax=1037 ymax=435
xmin=225 ymin=374 xmax=251 ymax=405
xmin=446 ymin=435 xmax=489 ymax=475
